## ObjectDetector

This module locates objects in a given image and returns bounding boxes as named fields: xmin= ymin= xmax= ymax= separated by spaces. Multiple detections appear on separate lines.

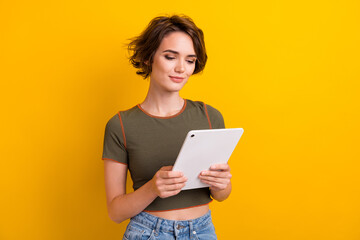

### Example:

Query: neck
xmin=140 ymin=86 xmax=185 ymax=117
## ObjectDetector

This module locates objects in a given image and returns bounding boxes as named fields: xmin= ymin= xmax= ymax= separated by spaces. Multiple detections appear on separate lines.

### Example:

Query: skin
xmin=104 ymin=31 xmax=232 ymax=223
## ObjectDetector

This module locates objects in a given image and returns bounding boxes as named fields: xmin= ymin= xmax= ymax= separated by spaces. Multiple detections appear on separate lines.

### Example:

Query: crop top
xmin=101 ymin=99 xmax=225 ymax=211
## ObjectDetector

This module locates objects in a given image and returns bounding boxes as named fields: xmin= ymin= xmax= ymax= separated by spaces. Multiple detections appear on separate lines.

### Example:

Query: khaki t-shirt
xmin=102 ymin=99 xmax=225 ymax=211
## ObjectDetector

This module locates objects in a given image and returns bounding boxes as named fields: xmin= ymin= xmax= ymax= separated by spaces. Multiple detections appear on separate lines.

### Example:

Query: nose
xmin=175 ymin=59 xmax=185 ymax=73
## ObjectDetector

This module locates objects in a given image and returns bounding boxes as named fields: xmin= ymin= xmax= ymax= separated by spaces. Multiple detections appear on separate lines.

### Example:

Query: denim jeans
xmin=122 ymin=210 xmax=217 ymax=240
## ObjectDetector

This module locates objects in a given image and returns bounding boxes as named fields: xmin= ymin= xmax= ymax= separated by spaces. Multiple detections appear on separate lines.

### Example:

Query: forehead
xmin=157 ymin=31 xmax=195 ymax=54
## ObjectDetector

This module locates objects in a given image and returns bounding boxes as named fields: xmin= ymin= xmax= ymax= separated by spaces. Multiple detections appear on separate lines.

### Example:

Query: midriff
xmin=145 ymin=204 xmax=209 ymax=220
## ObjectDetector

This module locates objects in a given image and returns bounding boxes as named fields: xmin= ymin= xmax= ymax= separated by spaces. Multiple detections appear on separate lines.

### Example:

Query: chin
xmin=169 ymin=83 xmax=187 ymax=92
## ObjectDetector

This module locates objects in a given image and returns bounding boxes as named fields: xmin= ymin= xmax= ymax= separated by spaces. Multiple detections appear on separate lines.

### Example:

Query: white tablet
xmin=172 ymin=128 xmax=244 ymax=190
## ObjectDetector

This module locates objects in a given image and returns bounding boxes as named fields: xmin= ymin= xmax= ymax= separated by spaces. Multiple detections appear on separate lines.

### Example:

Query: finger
xmin=155 ymin=176 xmax=187 ymax=189
xmin=199 ymin=175 xmax=228 ymax=184
xmin=199 ymin=174 xmax=231 ymax=187
xmin=160 ymin=166 xmax=173 ymax=171
xmin=158 ymin=182 xmax=186 ymax=193
xmin=200 ymin=170 xmax=232 ymax=179
xmin=161 ymin=165 xmax=187 ymax=175
xmin=200 ymin=179 xmax=226 ymax=190
xmin=210 ymin=163 xmax=230 ymax=171
xmin=163 ymin=176 xmax=187 ymax=185
xmin=158 ymin=167 xmax=184 ymax=179
xmin=159 ymin=171 xmax=184 ymax=179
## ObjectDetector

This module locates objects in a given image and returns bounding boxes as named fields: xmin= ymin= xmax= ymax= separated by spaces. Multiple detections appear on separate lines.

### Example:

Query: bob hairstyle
xmin=128 ymin=15 xmax=207 ymax=79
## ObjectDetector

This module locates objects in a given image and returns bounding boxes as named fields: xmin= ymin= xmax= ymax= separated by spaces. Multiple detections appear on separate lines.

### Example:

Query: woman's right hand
xmin=151 ymin=166 xmax=187 ymax=198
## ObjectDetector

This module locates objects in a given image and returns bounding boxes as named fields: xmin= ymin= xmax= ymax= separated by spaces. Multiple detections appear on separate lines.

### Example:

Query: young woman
xmin=102 ymin=15 xmax=232 ymax=239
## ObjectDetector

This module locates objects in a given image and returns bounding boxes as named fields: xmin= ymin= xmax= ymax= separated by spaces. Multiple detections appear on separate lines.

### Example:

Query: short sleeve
xmin=101 ymin=113 xmax=128 ymax=164
xmin=205 ymin=104 xmax=225 ymax=129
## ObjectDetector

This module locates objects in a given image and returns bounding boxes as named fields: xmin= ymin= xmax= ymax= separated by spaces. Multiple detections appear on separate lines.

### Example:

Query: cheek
xmin=187 ymin=64 xmax=196 ymax=75
xmin=153 ymin=59 xmax=173 ymax=74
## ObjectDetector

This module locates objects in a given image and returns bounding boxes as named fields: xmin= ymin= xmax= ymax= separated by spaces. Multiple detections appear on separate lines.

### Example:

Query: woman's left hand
xmin=198 ymin=163 xmax=232 ymax=192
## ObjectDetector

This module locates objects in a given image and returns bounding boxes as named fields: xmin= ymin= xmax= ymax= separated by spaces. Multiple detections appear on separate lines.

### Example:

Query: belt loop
xmin=189 ymin=220 xmax=194 ymax=238
xmin=154 ymin=216 xmax=162 ymax=236
xmin=173 ymin=221 xmax=178 ymax=237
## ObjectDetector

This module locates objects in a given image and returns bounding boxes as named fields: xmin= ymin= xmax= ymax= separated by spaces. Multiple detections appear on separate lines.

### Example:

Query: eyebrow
xmin=162 ymin=49 xmax=197 ymax=58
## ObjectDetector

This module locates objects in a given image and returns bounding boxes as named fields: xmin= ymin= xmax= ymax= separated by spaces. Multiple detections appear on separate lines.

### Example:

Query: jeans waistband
xmin=130 ymin=210 xmax=212 ymax=234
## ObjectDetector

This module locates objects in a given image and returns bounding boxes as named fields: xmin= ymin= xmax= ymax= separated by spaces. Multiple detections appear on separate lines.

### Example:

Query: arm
xmin=104 ymin=160 xmax=187 ymax=224
xmin=198 ymin=163 xmax=232 ymax=202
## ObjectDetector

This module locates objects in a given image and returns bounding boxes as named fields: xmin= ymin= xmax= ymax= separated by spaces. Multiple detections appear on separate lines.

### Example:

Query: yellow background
xmin=1 ymin=0 xmax=359 ymax=239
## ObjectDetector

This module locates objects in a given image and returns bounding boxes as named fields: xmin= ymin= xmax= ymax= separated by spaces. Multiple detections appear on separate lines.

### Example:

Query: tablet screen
xmin=172 ymin=128 xmax=244 ymax=190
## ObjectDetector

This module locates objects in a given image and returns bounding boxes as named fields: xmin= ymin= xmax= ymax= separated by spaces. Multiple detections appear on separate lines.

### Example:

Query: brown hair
xmin=128 ymin=15 xmax=207 ymax=79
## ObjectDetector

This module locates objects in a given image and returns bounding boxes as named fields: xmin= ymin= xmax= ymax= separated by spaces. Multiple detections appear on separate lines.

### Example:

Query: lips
xmin=169 ymin=76 xmax=185 ymax=83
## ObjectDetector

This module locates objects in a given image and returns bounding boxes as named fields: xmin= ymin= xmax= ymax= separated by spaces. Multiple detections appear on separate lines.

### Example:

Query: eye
xmin=186 ymin=59 xmax=196 ymax=64
xmin=165 ymin=55 xmax=175 ymax=60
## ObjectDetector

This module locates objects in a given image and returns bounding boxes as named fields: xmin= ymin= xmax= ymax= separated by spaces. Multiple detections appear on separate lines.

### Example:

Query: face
xmin=149 ymin=31 xmax=197 ymax=93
